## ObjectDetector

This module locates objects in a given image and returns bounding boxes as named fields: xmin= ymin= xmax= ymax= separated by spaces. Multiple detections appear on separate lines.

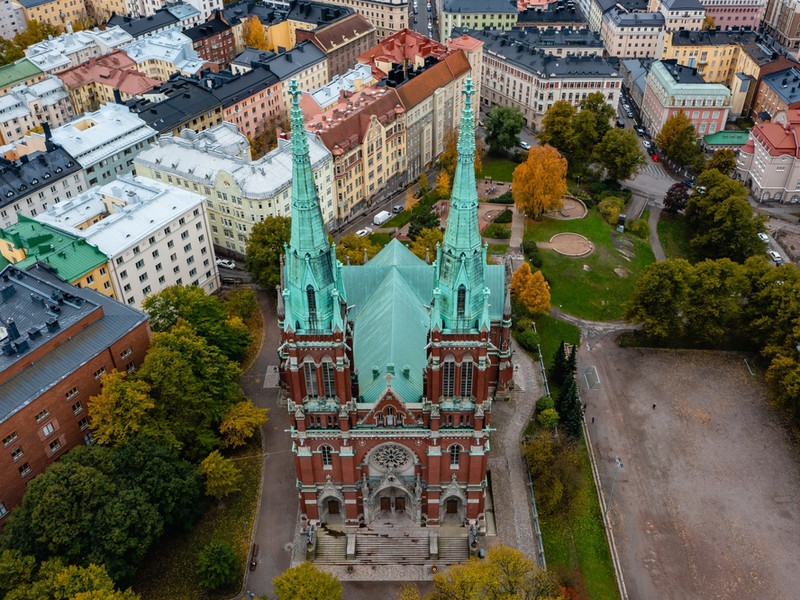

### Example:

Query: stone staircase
xmin=314 ymin=527 xmax=469 ymax=565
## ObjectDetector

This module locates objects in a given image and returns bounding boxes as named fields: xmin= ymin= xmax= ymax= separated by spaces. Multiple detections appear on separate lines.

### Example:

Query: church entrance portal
xmin=327 ymin=499 xmax=340 ymax=515
xmin=446 ymin=499 xmax=458 ymax=514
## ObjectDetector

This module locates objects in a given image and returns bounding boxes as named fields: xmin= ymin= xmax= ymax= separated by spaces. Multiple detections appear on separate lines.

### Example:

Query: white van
xmin=373 ymin=210 xmax=392 ymax=226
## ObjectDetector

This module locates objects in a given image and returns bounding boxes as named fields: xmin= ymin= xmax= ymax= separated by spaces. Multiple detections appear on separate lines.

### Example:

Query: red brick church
xmin=278 ymin=78 xmax=512 ymax=535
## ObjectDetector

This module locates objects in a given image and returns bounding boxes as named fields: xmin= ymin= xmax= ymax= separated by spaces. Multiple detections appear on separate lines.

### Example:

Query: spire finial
xmin=289 ymin=79 xmax=309 ymax=159
xmin=456 ymin=78 xmax=476 ymax=162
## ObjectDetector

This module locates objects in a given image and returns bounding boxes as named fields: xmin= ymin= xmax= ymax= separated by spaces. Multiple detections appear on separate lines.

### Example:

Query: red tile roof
xmin=396 ymin=50 xmax=470 ymax=109
xmin=57 ymin=50 xmax=160 ymax=96
xmin=358 ymin=29 xmax=449 ymax=76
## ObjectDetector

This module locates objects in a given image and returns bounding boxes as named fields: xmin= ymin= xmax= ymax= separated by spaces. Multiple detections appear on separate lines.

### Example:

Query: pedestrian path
xmin=639 ymin=162 xmax=671 ymax=180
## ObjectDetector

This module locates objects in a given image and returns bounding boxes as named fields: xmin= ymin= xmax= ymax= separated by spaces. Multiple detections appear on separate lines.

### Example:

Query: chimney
xmin=42 ymin=121 xmax=52 ymax=140
xmin=113 ymin=88 xmax=123 ymax=104
xmin=5 ymin=318 xmax=19 ymax=340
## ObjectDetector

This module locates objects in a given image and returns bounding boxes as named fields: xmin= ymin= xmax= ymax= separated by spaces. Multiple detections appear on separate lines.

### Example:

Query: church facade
xmin=278 ymin=78 xmax=513 ymax=533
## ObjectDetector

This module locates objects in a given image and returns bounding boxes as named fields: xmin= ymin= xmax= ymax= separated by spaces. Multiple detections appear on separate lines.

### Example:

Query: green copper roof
xmin=282 ymin=79 xmax=343 ymax=333
xmin=703 ymin=130 xmax=750 ymax=146
xmin=437 ymin=78 xmax=489 ymax=332
xmin=366 ymin=238 xmax=424 ymax=268
xmin=0 ymin=59 xmax=42 ymax=90
xmin=0 ymin=215 xmax=107 ymax=282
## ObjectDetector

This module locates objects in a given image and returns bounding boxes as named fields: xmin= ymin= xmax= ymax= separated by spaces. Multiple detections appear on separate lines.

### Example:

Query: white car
xmin=356 ymin=227 xmax=373 ymax=237
xmin=519 ymin=141 xmax=531 ymax=150
xmin=216 ymin=258 xmax=236 ymax=269
xmin=758 ymin=232 xmax=770 ymax=243
xmin=642 ymin=140 xmax=652 ymax=149
xmin=768 ymin=250 xmax=784 ymax=265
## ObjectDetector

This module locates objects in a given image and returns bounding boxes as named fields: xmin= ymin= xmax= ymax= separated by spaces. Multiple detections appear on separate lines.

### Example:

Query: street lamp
xmin=606 ymin=456 xmax=624 ymax=517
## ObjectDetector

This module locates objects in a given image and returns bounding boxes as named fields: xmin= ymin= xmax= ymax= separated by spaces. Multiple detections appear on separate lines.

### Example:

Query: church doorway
xmin=446 ymin=499 xmax=458 ymax=514
xmin=441 ymin=495 xmax=465 ymax=523
xmin=327 ymin=499 xmax=340 ymax=515
xmin=396 ymin=497 xmax=406 ymax=512
xmin=380 ymin=497 xmax=390 ymax=511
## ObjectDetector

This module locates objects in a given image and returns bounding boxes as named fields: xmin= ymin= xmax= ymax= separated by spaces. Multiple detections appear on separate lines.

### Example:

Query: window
xmin=442 ymin=359 xmax=455 ymax=397
xmin=461 ymin=361 xmax=473 ymax=397
xmin=120 ymin=347 xmax=132 ymax=359
xmin=135 ymin=259 xmax=145 ymax=269
xmin=42 ymin=422 xmax=55 ymax=437
xmin=457 ymin=285 xmax=466 ymax=318
xmin=65 ymin=386 xmax=79 ymax=400
xmin=93 ymin=367 xmax=106 ymax=380
xmin=320 ymin=444 xmax=333 ymax=467
xmin=304 ymin=362 xmax=318 ymax=397
xmin=306 ymin=286 xmax=316 ymax=321
xmin=35 ymin=409 xmax=50 ymax=422
xmin=2 ymin=432 xmax=17 ymax=446
xmin=10 ymin=447 xmax=23 ymax=461
xmin=72 ymin=401 xmax=83 ymax=414
xmin=322 ymin=362 xmax=336 ymax=397
xmin=49 ymin=439 xmax=62 ymax=452
xmin=449 ymin=444 xmax=461 ymax=467
xmin=0 ymin=503 xmax=7 ymax=518
xmin=78 ymin=417 xmax=89 ymax=431
xmin=18 ymin=463 xmax=31 ymax=477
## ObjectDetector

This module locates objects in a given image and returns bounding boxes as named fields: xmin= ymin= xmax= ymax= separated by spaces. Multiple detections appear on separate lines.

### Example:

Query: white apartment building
xmin=121 ymin=30 xmax=207 ymax=80
xmin=125 ymin=0 xmax=220 ymax=21
xmin=35 ymin=174 xmax=219 ymax=307
xmin=24 ymin=26 xmax=134 ymax=74
xmin=0 ymin=0 xmax=26 ymax=39
xmin=134 ymin=123 xmax=335 ymax=257
xmin=600 ymin=10 xmax=665 ymax=59
xmin=0 ymin=77 xmax=74 ymax=146
xmin=306 ymin=63 xmax=376 ymax=111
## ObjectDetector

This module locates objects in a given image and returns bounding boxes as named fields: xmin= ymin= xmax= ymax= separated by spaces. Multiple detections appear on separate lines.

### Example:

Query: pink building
xmin=700 ymin=0 xmax=765 ymax=31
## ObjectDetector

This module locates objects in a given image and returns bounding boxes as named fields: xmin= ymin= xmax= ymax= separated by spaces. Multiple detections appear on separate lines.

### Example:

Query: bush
xmin=494 ymin=209 xmax=513 ymax=224
xmin=494 ymin=191 xmax=514 ymax=204
xmin=537 ymin=395 xmax=554 ymax=412
xmin=521 ymin=239 xmax=538 ymax=255
xmin=196 ymin=540 xmax=239 ymax=590
xmin=627 ymin=219 xmax=649 ymax=239
xmin=526 ymin=250 xmax=543 ymax=269
xmin=514 ymin=316 xmax=533 ymax=334
xmin=598 ymin=196 xmax=625 ymax=225
xmin=483 ymin=223 xmax=512 ymax=239
xmin=516 ymin=329 xmax=540 ymax=353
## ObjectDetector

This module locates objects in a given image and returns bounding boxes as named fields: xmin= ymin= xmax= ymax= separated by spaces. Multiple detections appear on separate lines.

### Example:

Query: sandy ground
xmin=581 ymin=337 xmax=800 ymax=600
xmin=545 ymin=197 xmax=588 ymax=220
xmin=538 ymin=232 xmax=594 ymax=256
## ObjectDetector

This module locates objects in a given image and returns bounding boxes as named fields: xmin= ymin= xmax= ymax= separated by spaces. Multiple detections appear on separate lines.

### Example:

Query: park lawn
xmin=534 ymin=314 xmax=580 ymax=369
xmin=478 ymin=157 xmax=518 ymax=182
xmin=538 ymin=435 xmax=620 ymax=600
xmin=135 ymin=438 xmax=263 ymax=600
xmin=525 ymin=211 xmax=656 ymax=321
xmin=369 ymin=232 xmax=393 ymax=247
xmin=657 ymin=212 xmax=692 ymax=260
xmin=487 ymin=242 xmax=509 ymax=255
xmin=386 ymin=210 xmax=413 ymax=228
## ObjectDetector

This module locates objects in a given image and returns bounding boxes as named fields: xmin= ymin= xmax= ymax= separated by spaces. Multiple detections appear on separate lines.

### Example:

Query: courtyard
xmin=581 ymin=337 xmax=800 ymax=599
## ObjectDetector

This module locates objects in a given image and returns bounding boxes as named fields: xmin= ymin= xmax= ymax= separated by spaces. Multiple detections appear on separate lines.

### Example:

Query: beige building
xmin=122 ymin=30 xmax=209 ymax=81
xmin=439 ymin=0 xmax=517 ymax=42
xmin=738 ymin=109 xmax=800 ymax=202
xmin=0 ymin=76 xmax=74 ymax=146
xmin=306 ymin=87 xmax=406 ymax=225
xmin=322 ymin=0 xmax=407 ymax=38
xmin=135 ymin=123 xmax=335 ymax=255
xmin=600 ymin=10 xmax=665 ymax=59
xmin=17 ymin=0 xmax=88 ymax=29
xmin=763 ymin=0 xmax=800 ymax=49
xmin=648 ymin=0 xmax=705 ymax=31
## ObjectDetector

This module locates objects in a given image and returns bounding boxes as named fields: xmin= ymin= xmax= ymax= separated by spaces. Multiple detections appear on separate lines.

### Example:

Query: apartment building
xmin=302 ymin=63 xmax=376 ymax=112
xmin=0 ymin=60 xmax=45 ymax=96
xmin=184 ymin=10 xmax=237 ymax=66
xmin=641 ymin=59 xmax=730 ymax=136
xmin=0 ymin=264 xmax=150 ymax=514
xmin=0 ymin=216 xmax=113 ymax=297
xmin=318 ymin=0 xmax=407 ymax=38
xmin=600 ymin=10 xmax=665 ymax=58
xmin=461 ymin=28 xmax=620 ymax=127
xmin=358 ymin=28 xmax=450 ymax=76
xmin=0 ymin=77 xmax=74 ymax=146
xmin=0 ymin=141 xmax=87 ymax=229
xmin=305 ymin=87 xmax=406 ymax=224
xmin=17 ymin=0 xmax=88 ymax=30
xmin=205 ymin=66 xmax=283 ymax=140
xmin=699 ymin=0 xmax=764 ymax=30
xmin=752 ymin=66 xmax=800 ymax=120
xmin=122 ymin=30 xmax=209 ymax=80
xmin=123 ymin=0 xmax=219 ymax=20
xmin=653 ymin=0 xmax=705 ymax=30
xmin=57 ymin=51 xmax=161 ymax=114
xmin=0 ymin=0 xmax=26 ymax=39
xmin=298 ymin=13 xmax=376 ymax=78
xmin=763 ymin=0 xmax=800 ymax=49
xmin=517 ymin=5 xmax=588 ymax=30
xmin=258 ymin=41 xmax=329 ymax=115
xmin=439 ymin=0 xmax=517 ymax=42
xmin=24 ymin=26 xmax=134 ymax=75
xmin=135 ymin=122 xmax=335 ymax=255
xmin=738 ymin=108 xmax=800 ymax=202
xmin=107 ymin=2 xmax=201 ymax=39
xmin=36 ymin=175 xmax=219 ymax=307
xmin=127 ymin=77 xmax=223 ymax=136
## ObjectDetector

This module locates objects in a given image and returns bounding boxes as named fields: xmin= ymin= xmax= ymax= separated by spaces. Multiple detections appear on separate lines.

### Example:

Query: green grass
xmin=369 ymin=232 xmax=392 ymax=247
xmin=534 ymin=314 xmax=580 ymax=369
xmin=657 ymin=212 xmax=692 ymax=260
xmin=478 ymin=157 xmax=518 ymax=182
xmin=487 ymin=243 xmax=509 ymax=255
xmin=386 ymin=210 xmax=413 ymax=228
xmin=135 ymin=438 xmax=263 ymax=600
xmin=539 ymin=436 xmax=620 ymax=600
xmin=525 ymin=210 xmax=656 ymax=321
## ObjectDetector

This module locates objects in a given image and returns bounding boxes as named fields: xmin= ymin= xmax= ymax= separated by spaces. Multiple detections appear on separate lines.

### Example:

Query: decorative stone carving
xmin=372 ymin=444 xmax=411 ymax=471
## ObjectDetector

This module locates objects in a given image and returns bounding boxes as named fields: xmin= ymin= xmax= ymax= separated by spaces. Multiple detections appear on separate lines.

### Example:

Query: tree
xmin=88 ymin=371 xmax=154 ymax=447
xmin=196 ymin=540 xmax=239 ymax=590
xmin=219 ymin=400 xmax=268 ymax=448
xmin=199 ymin=451 xmax=242 ymax=499
xmin=242 ymin=16 xmax=269 ymax=50
xmin=684 ymin=259 xmax=746 ymax=345
xmin=569 ymin=109 xmax=599 ymax=168
xmin=511 ymin=262 xmax=551 ymax=315
xmin=550 ymin=340 xmax=567 ymax=387
xmin=0 ymin=550 xmax=35 ymax=594
xmin=430 ymin=545 xmax=560 ymax=600
xmin=436 ymin=170 xmax=451 ymax=197
xmin=512 ymin=145 xmax=567 ymax=219
xmin=222 ymin=288 xmax=259 ymax=322
xmin=272 ymin=561 xmax=342 ymax=600
xmin=554 ymin=374 xmax=577 ymax=420
xmin=655 ymin=111 xmax=702 ymax=168
xmin=409 ymin=227 xmax=443 ymax=260
xmin=538 ymin=101 xmax=577 ymax=157
xmin=418 ymin=172 xmax=430 ymax=195
xmin=566 ymin=344 xmax=577 ymax=379
xmin=245 ymin=216 xmax=292 ymax=291
xmin=524 ymin=436 xmax=583 ymax=520
xmin=485 ymin=106 xmax=526 ymax=154
xmin=579 ymin=91 xmax=616 ymax=141
xmin=705 ymin=148 xmax=737 ymax=176
xmin=251 ymin=113 xmax=289 ymax=159
xmin=592 ymin=128 xmax=645 ymax=181
xmin=72 ymin=591 xmax=140 ymax=600
xmin=0 ymin=38 xmax=24 ymax=67
xmin=560 ymin=378 xmax=583 ymax=438
xmin=405 ymin=190 xmax=419 ymax=211
xmin=624 ymin=259 xmax=693 ymax=340
xmin=408 ymin=203 xmax=441 ymax=240
xmin=537 ymin=407 xmax=560 ymax=432
xmin=335 ymin=233 xmax=379 ymax=265
xmin=663 ymin=182 xmax=690 ymax=213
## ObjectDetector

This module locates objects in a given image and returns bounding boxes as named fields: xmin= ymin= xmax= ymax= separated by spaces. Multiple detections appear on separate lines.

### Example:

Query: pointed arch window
xmin=320 ymin=444 xmax=333 ymax=467
xmin=442 ymin=358 xmax=456 ymax=397
xmin=322 ymin=361 xmax=336 ymax=398
xmin=306 ymin=285 xmax=317 ymax=321
xmin=449 ymin=444 xmax=461 ymax=468
xmin=460 ymin=359 xmax=474 ymax=398
xmin=304 ymin=361 xmax=318 ymax=398
xmin=457 ymin=285 xmax=466 ymax=319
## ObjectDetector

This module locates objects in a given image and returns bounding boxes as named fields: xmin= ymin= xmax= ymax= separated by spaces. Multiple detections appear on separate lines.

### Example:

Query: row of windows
xmin=317 ymin=443 xmax=464 ymax=467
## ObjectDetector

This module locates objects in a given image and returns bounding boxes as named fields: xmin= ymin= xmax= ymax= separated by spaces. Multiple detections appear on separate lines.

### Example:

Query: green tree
xmin=245 ymin=216 xmax=292 ymax=290
xmin=592 ymin=128 xmax=645 ymax=181
xmin=408 ymin=203 xmax=441 ymax=240
xmin=663 ymin=182 xmax=690 ymax=213
xmin=742 ymin=257 xmax=800 ymax=350
xmin=196 ymin=540 xmax=239 ymax=590
xmin=71 ymin=590 xmax=140 ymax=600
xmin=705 ymin=148 xmax=737 ymax=176
xmin=624 ymin=259 xmax=693 ymax=340
xmin=579 ymin=91 xmax=616 ymax=141
xmin=335 ymin=233 xmax=379 ymax=265
xmin=554 ymin=375 xmax=577 ymax=420
xmin=484 ymin=106 xmax=526 ymax=154
xmin=418 ymin=172 xmax=430 ymax=195
xmin=550 ymin=340 xmax=567 ymax=387
xmin=0 ymin=38 xmax=24 ymax=66
xmin=684 ymin=259 xmax=746 ymax=345
xmin=272 ymin=562 xmax=342 ymax=600
xmin=765 ymin=350 xmax=800 ymax=419
xmin=538 ymin=101 xmax=577 ymax=157
xmin=561 ymin=381 xmax=583 ymax=438
xmin=409 ymin=227 xmax=443 ymax=260
xmin=537 ymin=407 xmax=560 ymax=432
xmin=569 ymin=109 xmax=599 ymax=168
xmin=222 ymin=288 xmax=259 ymax=322
xmin=142 ymin=285 xmax=252 ymax=362
xmin=655 ymin=111 xmax=702 ymax=168
xmin=219 ymin=400 xmax=268 ymax=448
xmin=88 ymin=371 xmax=154 ymax=447
xmin=566 ymin=344 xmax=577 ymax=379
xmin=0 ymin=550 xmax=35 ymax=594
xmin=12 ymin=21 xmax=62 ymax=49
xmin=199 ymin=451 xmax=242 ymax=499
xmin=524 ymin=436 xmax=583 ymax=520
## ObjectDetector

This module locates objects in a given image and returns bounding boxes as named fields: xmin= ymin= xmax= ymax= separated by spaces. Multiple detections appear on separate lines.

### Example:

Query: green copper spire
xmin=283 ymin=79 xmax=342 ymax=333
xmin=435 ymin=78 xmax=488 ymax=332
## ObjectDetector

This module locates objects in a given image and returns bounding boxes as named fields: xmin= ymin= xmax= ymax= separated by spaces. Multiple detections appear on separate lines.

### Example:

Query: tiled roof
xmin=358 ymin=28 xmax=449 ymax=71
xmin=396 ymin=51 xmax=470 ymax=109
xmin=57 ymin=51 xmax=161 ymax=96
xmin=310 ymin=13 xmax=375 ymax=53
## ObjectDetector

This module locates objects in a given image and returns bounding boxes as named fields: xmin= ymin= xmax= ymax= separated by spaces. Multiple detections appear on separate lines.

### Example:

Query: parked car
xmin=681 ymin=179 xmax=695 ymax=188
xmin=392 ymin=204 xmax=405 ymax=213
xmin=635 ymin=126 xmax=645 ymax=136
xmin=625 ymin=108 xmax=634 ymax=118
xmin=519 ymin=140 xmax=531 ymax=150
xmin=768 ymin=250 xmax=784 ymax=264
xmin=642 ymin=139 xmax=652 ymax=149
xmin=356 ymin=227 xmax=373 ymax=237
xmin=216 ymin=258 xmax=236 ymax=269
xmin=758 ymin=232 xmax=770 ymax=243
xmin=616 ymin=119 xmax=626 ymax=128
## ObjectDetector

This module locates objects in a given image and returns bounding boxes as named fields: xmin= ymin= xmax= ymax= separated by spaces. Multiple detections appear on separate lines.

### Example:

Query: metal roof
xmin=0 ymin=59 xmax=42 ymax=90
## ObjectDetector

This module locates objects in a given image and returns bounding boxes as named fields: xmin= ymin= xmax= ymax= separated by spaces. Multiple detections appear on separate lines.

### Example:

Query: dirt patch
xmin=613 ymin=267 xmax=631 ymax=278
xmin=545 ymin=196 xmax=588 ymax=220
xmin=538 ymin=232 xmax=594 ymax=257
xmin=580 ymin=340 xmax=800 ymax=600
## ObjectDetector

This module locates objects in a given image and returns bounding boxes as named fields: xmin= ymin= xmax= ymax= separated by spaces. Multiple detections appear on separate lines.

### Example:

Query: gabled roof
xmin=0 ymin=59 xmax=42 ymax=90
xmin=396 ymin=50 xmax=470 ymax=109
xmin=310 ymin=13 xmax=375 ymax=53
xmin=366 ymin=238 xmax=423 ymax=267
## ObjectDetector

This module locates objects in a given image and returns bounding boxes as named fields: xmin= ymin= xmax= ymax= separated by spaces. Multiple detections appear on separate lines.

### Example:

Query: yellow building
xmin=18 ymin=0 xmax=89 ymax=30
xmin=439 ymin=0 xmax=517 ymax=43
xmin=0 ymin=216 xmax=115 ymax=299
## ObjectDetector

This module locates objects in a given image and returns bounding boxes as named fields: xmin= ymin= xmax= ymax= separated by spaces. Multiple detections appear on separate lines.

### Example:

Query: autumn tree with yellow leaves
xmin=436 ymin=170 xmax=452 ymax=197
xmin=512 ymin=262 xmax=551 ymax=315
xmin=512 ymin=145 xmax=567 ymax=220
xmin=243 ymin=16 xmax=269 ymax=50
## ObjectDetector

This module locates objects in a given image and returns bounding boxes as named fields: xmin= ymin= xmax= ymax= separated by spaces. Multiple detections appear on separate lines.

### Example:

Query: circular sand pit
xmin=541 ymin=232 xmax=594 ymax=257
xmin=545 ymin=196 xmax=588 ymax=220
